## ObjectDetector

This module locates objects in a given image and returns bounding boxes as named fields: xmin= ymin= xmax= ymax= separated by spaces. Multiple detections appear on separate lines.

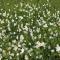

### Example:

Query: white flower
xmin=8 ymin=27 xmax=11 ymax=31
xmin=49 ymin=36 xmax=53 ymax=39
xmin=47 ymin=11 xmax=50 ymax=15
xmin=23 ymin=25 xmax=28 ymax=31
xmin=13 ymin=32 xmax=16 ymax=34
xmin=14 ymin=23 xmax=17 ymax=26
xmin=19 ymin=16 xmax=23 ymax=19
xmin=16 ymin=35 xmax=19 ymax=40
xmin=25 ymin=55 xmax=29 ymax=60
xmin=7 ymin=3 xmax=9 ymax=5
xmin=10 ymin=53 xmax=14 ymax=56
xmin=50 ymin=22 xmax=54 ymax=25
xmin=12 ymin=19 xmax=14 ymax=22
xmin=37 ymin=20 xmax=41 ymax=26
xmin=38 ymin=34 xmax=41 ymax=38
xmin=36 ymin=28 xmax=40 ymax=33
xmin=20 ymin=35 xmax=24 ymax=40
xmin=3 ymin=11 xmax=6 ymax=17
xmin=20 ymin=48 xmax=24 ymax=54
xmin=7 ymin=13 xmax=9 ymax=17
xmin=47 ymin=0 xmax=49 ymax=2
xmin=43 ymin=24 xmax=48 ymax=28
xmin=0 ymin=48 xmax=2 ymax=52
xmin=12 ymin=40 xmax=16 ymax=43
xmin=20 ymin=35 xmax=24 ymax=42
xmin=13 ymin=45 xmax=18 ymax=51
xmin=20 ymin=2 xmax=23 ymax=7
xmin=15 ymin=13 xmax=17 ymax=17
xmin=42 ymin=20 xmax=46 ymax=24
xmin=1 ymin=20 xmax=4 ymax=24
xmin=29 ymin=29 xmax=33 ymax=37
xmin=28 ymin=48 xmax=33 ymax=53
xmin=21 ymin=24 xmax=23 ymax=28
xmin=35 ymin=41 xmax=46 ymax=48
xmin=51 ymin=49 xmax=54 ymax=53
xmin=18 ymin=43 xmax=21 ymax=47
xmin=17 ymin=25 xmax=21 ymax=32
xmin=57 ymin=11 xmax=60 ymax=14
xmin=56 ymin=44 xmax=60 ymax=52
xmin=17 ymin=53 xmax=19 ymax=56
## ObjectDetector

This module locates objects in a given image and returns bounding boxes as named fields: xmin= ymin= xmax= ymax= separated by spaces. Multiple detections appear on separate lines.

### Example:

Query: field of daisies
xmin=0 ymin=0 xmax=60 ymax=60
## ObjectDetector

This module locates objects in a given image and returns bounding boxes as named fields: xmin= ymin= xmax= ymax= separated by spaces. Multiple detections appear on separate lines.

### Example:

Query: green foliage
xmin=0 ymin=0 xmax=60 ymax=60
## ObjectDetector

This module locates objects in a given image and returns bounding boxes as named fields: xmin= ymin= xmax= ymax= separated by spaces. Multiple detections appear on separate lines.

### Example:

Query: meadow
xmin=0 ymin=0 xmax=60 ymax=60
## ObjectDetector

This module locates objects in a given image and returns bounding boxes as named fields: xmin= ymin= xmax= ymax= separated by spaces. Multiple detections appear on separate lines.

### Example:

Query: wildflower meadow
xmin=0 ymin=0 xmax=60 ymax=60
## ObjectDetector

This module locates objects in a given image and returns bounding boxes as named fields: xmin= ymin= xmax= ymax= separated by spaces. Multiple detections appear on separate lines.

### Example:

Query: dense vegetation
xmin=0 ymin=0 xmax=60 ymax=60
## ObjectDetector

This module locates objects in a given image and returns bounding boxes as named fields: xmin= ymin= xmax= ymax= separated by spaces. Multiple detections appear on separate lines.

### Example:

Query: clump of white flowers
xmin=35 ymin=41 xmax=46 ymax=48
xmin=56 ymin=44 xmax=60 ymax=52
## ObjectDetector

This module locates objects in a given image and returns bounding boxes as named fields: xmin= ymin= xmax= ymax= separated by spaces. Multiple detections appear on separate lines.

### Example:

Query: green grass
xmin=0 ymin=0 xmax=60 ymax=60
xmin=0 ymin=0 xmax=60 ymax=11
